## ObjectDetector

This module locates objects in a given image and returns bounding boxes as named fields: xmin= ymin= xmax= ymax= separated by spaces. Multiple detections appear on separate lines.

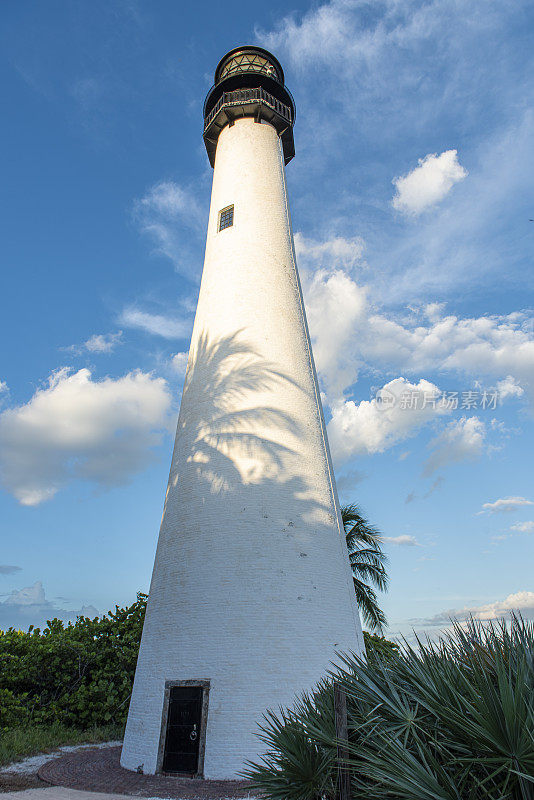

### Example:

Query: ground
xmin=0 ymin=744 xmax=257 ymax=799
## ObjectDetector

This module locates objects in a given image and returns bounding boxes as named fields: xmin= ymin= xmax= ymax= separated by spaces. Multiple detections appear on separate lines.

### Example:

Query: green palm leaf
xmin=340 ymin=503 xmax=388 ymax=632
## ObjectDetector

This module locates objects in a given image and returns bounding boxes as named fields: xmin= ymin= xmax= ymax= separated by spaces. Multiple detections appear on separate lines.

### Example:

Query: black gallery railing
xmin=204 ymin=87 xmax=293 ymax=131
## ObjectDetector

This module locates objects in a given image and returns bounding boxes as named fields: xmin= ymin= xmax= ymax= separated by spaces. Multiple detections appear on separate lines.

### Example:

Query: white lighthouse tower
xmin=121 ymin=46 xmax=364 ymax=780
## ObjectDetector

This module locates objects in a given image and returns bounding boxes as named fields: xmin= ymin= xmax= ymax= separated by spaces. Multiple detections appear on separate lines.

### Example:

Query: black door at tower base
xmin=162 ymin=686 xmax=203 ymax=774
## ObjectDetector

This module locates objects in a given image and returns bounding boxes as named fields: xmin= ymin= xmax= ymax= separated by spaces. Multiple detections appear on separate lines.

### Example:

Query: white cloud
xmin=294 ymin=232 xmax=365 ymax=271
xmin=392 ymin=150 xmax=468 ymax=215
xmin=171 ymin=352 xmax=189 ymax=375
xmin=294 ymin=232 xmax=534 ymax=465
xmin=0 ymin=381 xmax=8 ymax=409
xmin=134 ymin=180 xmax=206 ymax=274
xmin=422 ymin=590 xmax=534 ymax=625
xmin=0 ymin=581 xmax=99 ymax=631
xmin=424 ymin=416 xmax=485 ymax=476
xmin=260 ymin=0 xmax=534 ymax=307
xmin=5 ymin=581 xmax=46 ymax=606
xmin=83 ymin=331 xmax=123 ymax=353
xmin=510 ymin=521 xmax=534 ymax=532
xmin=302 ymin=266 xmax=367 ymax=396
xmin=139 ymin=181 xmax=203 ymax=223
xmin=383 ymin=535 xmax=420 ymax=546
xmin=119 ymin=308 xmax=190 ymax=339
xmin=260 ymin=0 xmax=452 ymax=77
xmin=299 ymin=254 xmax=534 ymax=408
xmin=0 ymin=367 xmax=172 ymax=506
xmin=327 ymin=377 xmax=448 ymax=463
xmin=497 ymin=375 xmax=524 ymax=401
xmin=380 ymin=112 xmax=534 ymax=303
xmin=67 ymin=331 xmax=123 ymax=355
xmin=479 ymin=496 xmax=534 ymax=514
xmin=80 ymin=605 xmax=99 ymax=618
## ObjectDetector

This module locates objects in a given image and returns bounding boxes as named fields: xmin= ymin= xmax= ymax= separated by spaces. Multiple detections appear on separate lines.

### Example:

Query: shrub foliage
xmin=243 ymin=616 xmax=534 ymax=800
xmin=0 ymin=593 xmax=146 ymax=730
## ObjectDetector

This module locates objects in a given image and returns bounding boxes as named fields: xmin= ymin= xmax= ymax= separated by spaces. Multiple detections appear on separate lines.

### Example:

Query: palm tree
xmin=341 ymin=503 xmax=388 ymax=633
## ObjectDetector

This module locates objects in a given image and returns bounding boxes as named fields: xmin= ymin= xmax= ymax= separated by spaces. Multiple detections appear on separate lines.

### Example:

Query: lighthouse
xmin=120 ymin=46 xmax=364 ymax=780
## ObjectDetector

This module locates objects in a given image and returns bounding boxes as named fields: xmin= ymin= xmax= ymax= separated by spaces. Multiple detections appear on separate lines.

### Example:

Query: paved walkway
xmin=1 ymin=788 xmax=158 ymax=799
xmin=34 ymin=747 xmax=255 ymax=800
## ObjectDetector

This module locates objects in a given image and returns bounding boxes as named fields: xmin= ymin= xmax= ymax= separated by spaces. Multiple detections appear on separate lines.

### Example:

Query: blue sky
xmin=1 ymin=0 xmax=533 ymax=638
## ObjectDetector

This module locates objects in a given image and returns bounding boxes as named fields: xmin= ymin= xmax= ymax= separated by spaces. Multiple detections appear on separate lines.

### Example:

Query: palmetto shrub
xmin=243 ymin=616 xmax=534 ymax=800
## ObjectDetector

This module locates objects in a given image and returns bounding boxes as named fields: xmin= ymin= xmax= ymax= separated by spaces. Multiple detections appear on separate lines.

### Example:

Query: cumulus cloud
xmin=294 ymin=231 xmax=534 ymax=466
xmin=0 ymin=581 xmax=99 ymax=631
xmin=392 ymin=150 xmax=468 ymax=215
xmin=510 ymin=521 xmax=534 ymax=532
xmin=374 ymin=307 xmax=534 ymax=397
xmin=327 ymin=377 xmax=449 ymax=463
xmin=171 ymin=352 xmax=189 ymax=375
xmin=424 ymin=417 xmax=485 ymax=476
xmin=479 ymin=496 xmax=534 ymax=514
xmin=421 ymin=590 xmax=534 ymax=626
xmin=0 ymin=367 xmax=172 ymax=506
xmin=5 ymin=581 xmax=46 ymax=606
xmin=119 ymin=308 xmax=190 ymax=339
xmin=302 ymin=266 xmax=367 ymax=396
xmin=496 ymin=375 xmax=524 ymax=401
xmin=383 ymin=535 xmax=420 ymax=546
xmin=299 ymin=253 xmax=534 ymax=409
xmin=134 ymin=180 xmax=206 ymax=274
xmin=0 ymin=565 xmax=22 ymax=575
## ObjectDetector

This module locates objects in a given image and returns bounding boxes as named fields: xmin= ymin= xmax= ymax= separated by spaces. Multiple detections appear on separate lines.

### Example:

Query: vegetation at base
xmin=362 ymin=631 xmax=400 ymax=663
xmin=0 ymin=592 xmax=146 ymax=732
xmin=341 ymin=503 xmax=389 ymax=632
xmin=0 ymin=722 xmax=123 ymax=767
xmin=243 ymin=615 xmax=534 ymax=800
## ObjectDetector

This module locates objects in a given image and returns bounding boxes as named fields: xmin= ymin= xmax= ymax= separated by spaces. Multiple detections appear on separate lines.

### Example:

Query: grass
xmin=0 ymin=721 xmax=124 ymax=767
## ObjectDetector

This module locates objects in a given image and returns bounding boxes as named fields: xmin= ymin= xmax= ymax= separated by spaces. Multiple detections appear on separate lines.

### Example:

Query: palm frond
xmin=245 ymin=616 xmax=534 ymax=800
xmin=340 ymin=503 xmax=388 ymax=630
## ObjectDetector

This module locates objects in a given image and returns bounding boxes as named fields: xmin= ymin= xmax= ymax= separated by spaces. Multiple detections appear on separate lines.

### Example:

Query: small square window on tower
xmin=218 ymin=205 xmax=234 ymax=231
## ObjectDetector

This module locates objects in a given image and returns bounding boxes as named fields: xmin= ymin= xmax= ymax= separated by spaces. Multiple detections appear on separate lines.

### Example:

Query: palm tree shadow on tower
xmin=152 ymin=330 xmax=354 ymax=648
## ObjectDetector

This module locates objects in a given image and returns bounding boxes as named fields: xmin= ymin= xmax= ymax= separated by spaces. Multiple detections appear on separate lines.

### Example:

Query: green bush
xmin=243 ymin=616 xmax=534 ymax=800
xmin=363 ymin=631 xmax=400 ymax=664
xmin=0 ymin=593 xmax=146 ymax=731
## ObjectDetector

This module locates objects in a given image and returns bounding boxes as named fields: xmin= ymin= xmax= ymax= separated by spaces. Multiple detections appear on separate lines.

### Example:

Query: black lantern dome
xmin=203 ymin=46 xmax=295 ymax=167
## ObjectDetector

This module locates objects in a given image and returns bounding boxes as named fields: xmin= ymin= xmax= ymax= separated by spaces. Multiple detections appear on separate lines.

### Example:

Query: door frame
xmin=156 ymin=679 xmax=211 ymax=777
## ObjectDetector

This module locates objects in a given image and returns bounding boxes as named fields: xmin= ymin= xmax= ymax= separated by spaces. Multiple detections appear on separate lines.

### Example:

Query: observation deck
xmin=203 ymin=46 xmax=296 ymax=167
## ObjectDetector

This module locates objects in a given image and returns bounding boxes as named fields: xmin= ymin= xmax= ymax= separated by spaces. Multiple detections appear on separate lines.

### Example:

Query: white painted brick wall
xmin=120 ymin=117 xmax=364 ymax=779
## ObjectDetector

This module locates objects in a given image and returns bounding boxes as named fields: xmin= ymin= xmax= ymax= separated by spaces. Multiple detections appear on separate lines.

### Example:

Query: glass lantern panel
xmin=220 ymin=53 xmax=279 ymax=81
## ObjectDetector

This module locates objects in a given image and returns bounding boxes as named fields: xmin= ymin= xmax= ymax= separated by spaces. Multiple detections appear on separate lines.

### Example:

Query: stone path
xmin=1 ymin=788 xmax=157 ymax=799
xmin=36 ymin=747 xmax=256 ymax=799
xmin=0 ymin=743 xmax=122 ymax=796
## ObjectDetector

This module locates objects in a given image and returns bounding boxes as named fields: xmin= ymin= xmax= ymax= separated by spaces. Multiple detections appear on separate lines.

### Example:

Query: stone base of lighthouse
xmin=120 ymin=112 xmax=364 ymax=779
